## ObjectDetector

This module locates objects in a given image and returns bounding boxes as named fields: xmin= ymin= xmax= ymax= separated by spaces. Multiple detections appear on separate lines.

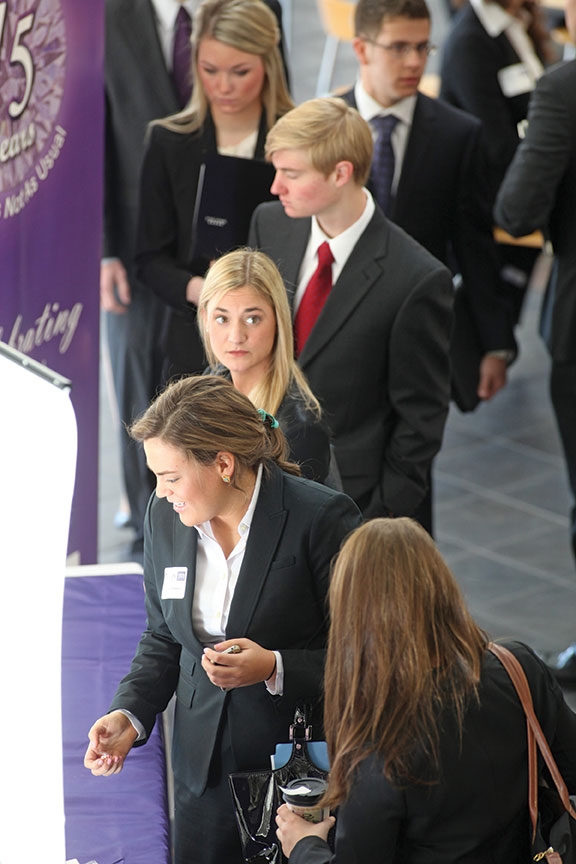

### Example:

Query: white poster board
xmin=0 ymin=344 xmax=77 ymax=864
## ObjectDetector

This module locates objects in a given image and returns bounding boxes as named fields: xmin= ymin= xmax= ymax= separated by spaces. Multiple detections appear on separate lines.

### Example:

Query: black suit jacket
xmin=109 ymin=466 xmax=361 ymax=795
xmin=249 ymin=203 xmax=453 ymax=517
xmin=440 ymin=2 xmax=534 ymax=200
xmin=342 ymin=88 xmax=515 ymax=356
xmin=290 ymin=642 xmax=576 ymax=864
xmin=135 ymin=114 xmax=269 ymax=375
xmin=495 ymin=60 xmax=576 ymax=365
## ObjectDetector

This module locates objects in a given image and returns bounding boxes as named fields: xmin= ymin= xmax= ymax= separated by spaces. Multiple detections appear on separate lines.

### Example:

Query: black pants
xmin=550 ymin=360 xmax=576 ymax=562
xmin=173 ymin=717 xmax=244 ymax=864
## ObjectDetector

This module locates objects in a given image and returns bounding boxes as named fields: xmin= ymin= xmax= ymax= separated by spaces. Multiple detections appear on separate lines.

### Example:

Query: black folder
xmin=190 ymin=153 xmax=276 ymax=262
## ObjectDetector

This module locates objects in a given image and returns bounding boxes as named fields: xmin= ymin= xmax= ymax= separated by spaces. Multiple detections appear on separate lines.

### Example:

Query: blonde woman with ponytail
xmin=199 ymin=247 xmax=336 ymax=484
xmin=84 ymin=375 xmax=361 ymax=864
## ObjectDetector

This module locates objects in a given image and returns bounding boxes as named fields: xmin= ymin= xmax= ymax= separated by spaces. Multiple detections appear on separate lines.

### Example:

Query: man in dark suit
xmin=495 ymin=0 xmax=576 ymax=681
xmin=250 ymin=97 xmax=453 ymax=529
xmin=439 ymin=0 xmax=546 ymax=324
xmin=103 ymin=0 xmax=287 ymax=555
xmin=346 ymin=0 xmax=516 ymax=408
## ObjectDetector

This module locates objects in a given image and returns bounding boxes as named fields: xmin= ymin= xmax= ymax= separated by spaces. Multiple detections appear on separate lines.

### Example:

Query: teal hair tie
xmin=257 ymin=408 xmax=279 ymax=429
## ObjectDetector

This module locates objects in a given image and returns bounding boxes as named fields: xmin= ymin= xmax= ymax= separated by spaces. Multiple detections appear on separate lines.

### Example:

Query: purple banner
xmin=0 ymin=0 xmax=103 ymax=562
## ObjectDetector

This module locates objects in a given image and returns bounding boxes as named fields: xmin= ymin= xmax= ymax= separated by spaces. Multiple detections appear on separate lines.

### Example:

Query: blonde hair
xmin=323 ymin=518 xmax=487 ymax=809
xmin=129 ymin=375 xmax=301 ymax=483
xmin=198 ymin=249 xmax=321 ymax=417
xmin=265 ymin=97 xmax=373 ymax=185
xmin=157 ymin=0 xmax=293 ymax=134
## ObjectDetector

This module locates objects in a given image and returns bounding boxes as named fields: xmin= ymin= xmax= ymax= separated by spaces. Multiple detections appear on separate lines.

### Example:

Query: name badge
xmin=162 ymin=567 xmax=188 ymax=599
xmin=498 ymin=63 xmax=534 ymax=98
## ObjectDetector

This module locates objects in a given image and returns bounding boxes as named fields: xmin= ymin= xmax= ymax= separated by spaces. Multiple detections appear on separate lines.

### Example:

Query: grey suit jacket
xmin=495 ymin=60 xmax=576 ymax=364
xmin=249 ymin=203 xmax=453 ymax=517
xmin=109 ymin=465 xmax=361 ymax=795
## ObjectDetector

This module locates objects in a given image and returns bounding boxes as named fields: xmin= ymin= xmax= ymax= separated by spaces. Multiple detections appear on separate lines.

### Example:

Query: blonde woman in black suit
xmin=199 ymin=248 xmax=335 ymax=484
xmin=135 ymin=0 xmax=293 ymax=379
xmin=278 ymin=518 xmax=576 ymax=863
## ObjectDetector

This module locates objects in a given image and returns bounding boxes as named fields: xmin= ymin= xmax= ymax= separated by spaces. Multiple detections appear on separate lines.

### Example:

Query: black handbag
xmin=489 ymin=643 xmax=576 ymax=863
xmin=228 ymin=707 xmax=328 ymax=864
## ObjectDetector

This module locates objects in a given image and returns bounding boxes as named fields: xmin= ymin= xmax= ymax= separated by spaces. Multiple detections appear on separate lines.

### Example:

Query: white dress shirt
xmin=353 ymin=80 xmax=417 ymax=195
xmin=293 ymin=189 xmax=376 ymax=316
xmin=121 ymin=464 xmax=283 ymax=741
xmin=470 ymin=0 xmax=543 ymax=94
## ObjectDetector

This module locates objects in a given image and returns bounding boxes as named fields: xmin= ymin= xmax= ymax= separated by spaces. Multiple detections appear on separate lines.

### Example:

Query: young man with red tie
xmin=250 ymin=97 xmax=453 ymax=531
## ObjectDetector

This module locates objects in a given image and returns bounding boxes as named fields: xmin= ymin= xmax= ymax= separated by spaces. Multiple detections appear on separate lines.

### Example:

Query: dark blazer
xmin=109 ymin=466 xmax=361 ymax=796
xmin=249 ymin=203 xmax=453 ymax=518
xmin=440 ymin=2 xmax=534 ymax=199
xmin=342 ymin=88 xmax=515 ymax=356
xmin=135 ymin=114 xmax=270 ymax=377
xmin=495 ymin=61 xmax=576 ymax=366
xmin=290 ymin=642 xmax=576 ymax=864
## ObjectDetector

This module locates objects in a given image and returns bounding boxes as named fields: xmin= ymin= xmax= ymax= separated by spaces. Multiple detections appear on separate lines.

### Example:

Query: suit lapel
xmin=225 ymin=467 xmax=287 ymax=638
xmin=119 ymin=0 xmax=179 ymax=112
xmin=170 ymin=514 xmax=205 ymax=654
xmin=393 ymin=93 xmax=436 ymax=220
xmin=298 ymin=209 xmax=390 ymax=368
xmin=277 ymin=217 xmax=312 ymax=309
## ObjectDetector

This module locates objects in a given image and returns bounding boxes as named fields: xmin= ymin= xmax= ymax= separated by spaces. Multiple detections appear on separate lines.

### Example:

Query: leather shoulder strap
xmin=488 ymin=643 xmax=576 ymax=830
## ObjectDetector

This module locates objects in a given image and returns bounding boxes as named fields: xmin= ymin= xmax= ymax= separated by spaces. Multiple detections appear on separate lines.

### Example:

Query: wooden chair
xmin=315 ymin=0 xmax=356 ymax=96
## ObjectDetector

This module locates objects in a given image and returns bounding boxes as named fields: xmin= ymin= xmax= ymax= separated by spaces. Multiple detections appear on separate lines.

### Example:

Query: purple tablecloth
xmin=62 ymin=573 xmax=171 ymax=864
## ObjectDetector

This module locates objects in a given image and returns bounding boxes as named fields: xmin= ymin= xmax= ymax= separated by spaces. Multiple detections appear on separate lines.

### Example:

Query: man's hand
xmin=101 ymin=259 xmax=131 ymax=313
xmin=478 ymin=354 xmax=507 ymax=400
xmin=186 ymin=276 xmax=205 ymax=305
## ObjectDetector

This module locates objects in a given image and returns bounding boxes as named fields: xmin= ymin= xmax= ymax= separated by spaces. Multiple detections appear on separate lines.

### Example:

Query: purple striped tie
xmin=172 ymin=6 xmax=193 ymax=108
xmin=370 ymin=115 xmax=399 ymax=215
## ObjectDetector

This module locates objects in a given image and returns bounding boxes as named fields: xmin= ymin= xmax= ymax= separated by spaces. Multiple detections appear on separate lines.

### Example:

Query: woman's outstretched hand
xmin=84 ymin=710 xmax=138 ymax=776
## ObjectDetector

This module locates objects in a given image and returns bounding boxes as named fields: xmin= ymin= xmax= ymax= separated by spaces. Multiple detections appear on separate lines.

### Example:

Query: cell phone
xmin=221 ymin=644 xmax=242 ymax=655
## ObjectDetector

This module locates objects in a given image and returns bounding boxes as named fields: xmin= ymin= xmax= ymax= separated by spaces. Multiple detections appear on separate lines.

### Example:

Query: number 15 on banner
xmin=0 ymin=3 xmax=35 ymax=119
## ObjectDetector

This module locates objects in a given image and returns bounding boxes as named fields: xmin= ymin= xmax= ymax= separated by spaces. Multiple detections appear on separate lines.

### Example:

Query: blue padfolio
xmin=272 ymin=741 xmax=330 ymax=771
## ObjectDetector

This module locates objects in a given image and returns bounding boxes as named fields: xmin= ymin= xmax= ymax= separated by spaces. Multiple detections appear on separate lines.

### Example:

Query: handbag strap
xmin=488 ymin=643 xmax=576 ymax=838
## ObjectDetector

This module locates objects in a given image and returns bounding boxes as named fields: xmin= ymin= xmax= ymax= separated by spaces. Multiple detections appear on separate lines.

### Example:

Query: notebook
xmin=190 ymin=153 xmax=276 ymax=262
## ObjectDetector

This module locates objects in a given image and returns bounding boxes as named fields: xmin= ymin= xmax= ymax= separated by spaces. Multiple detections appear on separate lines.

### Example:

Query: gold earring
xmin=222 ymin=475 xmax=231 ymax=484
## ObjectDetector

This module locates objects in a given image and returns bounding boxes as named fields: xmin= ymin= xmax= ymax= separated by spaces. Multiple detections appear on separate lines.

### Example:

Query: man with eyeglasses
xmin=342 ymin=0 xmax=516 ymax=426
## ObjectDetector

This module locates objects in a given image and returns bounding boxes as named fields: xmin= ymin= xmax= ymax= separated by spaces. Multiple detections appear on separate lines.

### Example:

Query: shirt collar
xmin=470 ymin=0 xmax=513 ymax=37
xmin=195 ymin=463 xmax=264 ymax=540
xmin=310 ymin=188 xmax=376 ymax=265
xmin=150 ymin=0 xmax=197 ymax=31
xmin=354 ymin=80 xmax=417 ymax=128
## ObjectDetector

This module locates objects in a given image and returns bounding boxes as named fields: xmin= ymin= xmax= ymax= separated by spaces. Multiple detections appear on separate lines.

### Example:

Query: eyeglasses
xmin=362 ymin=38 xmax=437 ymax=59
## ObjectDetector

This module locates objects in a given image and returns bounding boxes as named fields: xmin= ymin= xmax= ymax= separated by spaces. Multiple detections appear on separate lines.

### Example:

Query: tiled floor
xmin=98 ymin=0 xmax=576 ymax=679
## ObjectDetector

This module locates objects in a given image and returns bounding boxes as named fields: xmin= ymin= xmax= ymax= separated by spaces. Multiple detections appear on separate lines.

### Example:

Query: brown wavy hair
xmin=322 ymin=518 xmax=487 ymax=809
xmin=129 ymin=375 xmax=301 ymax=484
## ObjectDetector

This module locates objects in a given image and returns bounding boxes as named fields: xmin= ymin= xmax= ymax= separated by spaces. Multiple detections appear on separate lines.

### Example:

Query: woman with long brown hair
xmin=83 ymin=375 xmax=360 ymax=864
xmin=277 ymin=518 xmax=576 ymax=862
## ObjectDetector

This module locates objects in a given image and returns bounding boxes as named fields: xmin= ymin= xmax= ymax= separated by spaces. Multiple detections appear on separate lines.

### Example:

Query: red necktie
xmin=294 ymin=241 xmax=334 ymax=357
